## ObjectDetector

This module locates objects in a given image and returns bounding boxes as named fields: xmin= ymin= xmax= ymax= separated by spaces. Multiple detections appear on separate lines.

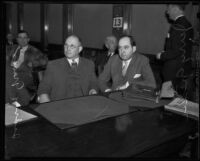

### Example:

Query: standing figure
xmin=156 ymin=4 xmax=194 ymax=90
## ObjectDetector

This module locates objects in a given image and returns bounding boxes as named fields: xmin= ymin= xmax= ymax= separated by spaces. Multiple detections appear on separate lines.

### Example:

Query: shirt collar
xmin=19 ymin=45 xmax=29 ymax=52
xmin=67 ymin=57 xmax=79 ymax=65
xmin=175 ymin=15 xmax=184 ymax=21
xmin=122 ymin=58 xmax=132 ymax=67
xmin=108 ymin=51 xmax=114 ymax=57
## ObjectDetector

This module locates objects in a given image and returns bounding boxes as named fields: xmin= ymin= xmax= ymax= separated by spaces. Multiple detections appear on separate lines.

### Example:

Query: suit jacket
xmin=161 ymin=16 xmax=193 ymax=81
xmin=96 ymin=50 xmax=118 ymax=75
xmin=5 ymin=62 xmax=31 ymax=106
xmin=7 ymin=44 xmax=48 ymax=91
xmin=37 ymin=57 xmax=98 ymax=101
xmin=98 ymin=52 xmax=156 ymax=92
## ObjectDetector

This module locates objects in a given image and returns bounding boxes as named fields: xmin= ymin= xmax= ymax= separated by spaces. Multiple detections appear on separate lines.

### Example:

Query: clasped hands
xmin=156 ymin=51 xmax=163 ymax=60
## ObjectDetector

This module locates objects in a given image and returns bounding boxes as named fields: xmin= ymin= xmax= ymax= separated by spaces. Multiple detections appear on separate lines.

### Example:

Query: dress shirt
xmin=122 ymin=58 xmax=132 ymax=76
xmin=13 ymin=45 xmax=28 ymax=68
xmin=67 ymin=57 xmax=79 ymax=66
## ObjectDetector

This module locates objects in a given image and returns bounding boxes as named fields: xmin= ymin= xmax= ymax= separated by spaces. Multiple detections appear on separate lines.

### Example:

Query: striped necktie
xmin=12 ymin=47 xmax=21 ymax=62
xmin=71 ymin=59 xmax=78 ymax=72
xmin=122 ymin=61 xmax=128 ymax=76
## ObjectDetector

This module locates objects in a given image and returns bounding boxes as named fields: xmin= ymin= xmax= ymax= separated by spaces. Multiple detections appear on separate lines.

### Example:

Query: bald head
xmin=105 ymin=35 xmax=118 ymax=52
xmin=64 ymin=35 xmax=83 ymax=59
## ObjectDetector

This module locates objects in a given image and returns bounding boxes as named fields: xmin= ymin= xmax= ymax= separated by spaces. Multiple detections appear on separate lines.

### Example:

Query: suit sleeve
xmin=129 ymin=57 xmax=156 ymax=88
xmin=88 ymin=61 xmax=98 ymax=91
xmin=16 ymin=87 xmax=31 ymax=106
xmin=37 ymin=62 xmax=53 ymax=96
xmin=28 ymin=47 xmax=48 ymax=68
xmin=98 ymin=57 xmax=112 ymax=92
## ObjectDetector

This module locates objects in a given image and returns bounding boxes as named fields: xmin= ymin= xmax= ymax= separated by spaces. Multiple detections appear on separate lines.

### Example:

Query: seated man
xmin=37 ymin=35 xmax=98 ymax=103
xmin=97 ymin=35 xmax=118 ymax=75
xmin=98 ymin=35 xmax=156 ymax=93
xmin=7 ymin=30 xmax=48 ymax=96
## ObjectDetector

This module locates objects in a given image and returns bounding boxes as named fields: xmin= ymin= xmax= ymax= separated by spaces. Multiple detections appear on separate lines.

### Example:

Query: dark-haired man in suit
xmin=156 ymin=4 xmax=194 ymax=89
xmin=98 ymin=35 xmax=156 ymax=93
xmin=37 ymin=35 xmax=98 ymax=103
xmin=7 ymin=30 xmax=48 ymax=96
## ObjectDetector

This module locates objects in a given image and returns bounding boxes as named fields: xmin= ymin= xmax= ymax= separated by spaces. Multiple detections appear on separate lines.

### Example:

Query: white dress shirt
xmin=67 ymin=57 xmax=79 ymax=66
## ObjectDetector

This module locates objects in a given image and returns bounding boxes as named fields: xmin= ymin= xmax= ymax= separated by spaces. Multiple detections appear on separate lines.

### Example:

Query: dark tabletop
xmin=4 ymin=95 xmax=198 ymax=158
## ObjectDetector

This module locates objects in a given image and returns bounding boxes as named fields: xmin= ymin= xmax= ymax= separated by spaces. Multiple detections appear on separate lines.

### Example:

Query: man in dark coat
xmin=99 ymin=35 xmax=156 ymax=93
xmin=156 ymin=4 xmax=194 ymax=89
xmin=7 ymin=30 xmax=48 ymax=96
xmin=37 ymin=35 xmax=98 ymax=103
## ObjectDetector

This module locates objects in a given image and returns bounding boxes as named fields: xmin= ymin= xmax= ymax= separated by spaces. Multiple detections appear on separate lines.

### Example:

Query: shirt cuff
xmin=12 ymin=101 xmax=21 ymax=107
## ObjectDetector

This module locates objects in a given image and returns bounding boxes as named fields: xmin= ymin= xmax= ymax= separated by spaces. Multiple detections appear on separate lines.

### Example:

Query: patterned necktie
xmin=71 ymin=59 xmax=78 ymax=72
xmin=122 ymin=61 xmax=128 ymax=76
xmin=12 ymin=47 xmax=21 ymax=62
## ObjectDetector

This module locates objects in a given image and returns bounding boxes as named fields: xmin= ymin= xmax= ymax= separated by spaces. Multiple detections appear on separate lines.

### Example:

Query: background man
xmin=97 ymin=35 xmax=118 ymax=75
xmin=156 ymin=4 xmax=194 ymax=90
xmin=7 ymin=30 xmax=48 ymax=97
xmin=98 ymin=35 xmax=156 ymax=93
xmin=37 ymin=35 xmax=98 ymax=103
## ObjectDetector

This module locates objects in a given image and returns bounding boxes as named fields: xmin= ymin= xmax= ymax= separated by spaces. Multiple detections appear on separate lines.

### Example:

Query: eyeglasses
xmin=64 ymin=44 xmax=79 ymax=50
xmin=17 ymin=37 xmax=29 ymax=39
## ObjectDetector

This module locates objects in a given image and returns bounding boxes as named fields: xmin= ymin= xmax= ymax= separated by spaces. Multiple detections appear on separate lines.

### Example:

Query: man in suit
xmin=7 ymin=30 xmax=48 ymax=96
xmin=98 ymin=35 xmax=156 ymax=93
xmin=156 ymin=4 xmax=194 ymax=89
xmin=37 ymin=35 xmax=98 ymax=103
xmin=97 ymin=35 xmax=118 ymax=75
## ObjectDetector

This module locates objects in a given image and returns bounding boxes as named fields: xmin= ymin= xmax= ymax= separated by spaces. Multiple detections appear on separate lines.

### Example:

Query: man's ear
xmin=132 ymin=46 xmax=136 ymax=53
xmin=79 ymin=46 xmax=83 ymax=53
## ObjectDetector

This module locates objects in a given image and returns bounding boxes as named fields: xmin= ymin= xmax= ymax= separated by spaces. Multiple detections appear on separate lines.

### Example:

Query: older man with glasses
xmin=37 ymin=35 xmax=98 ymax=103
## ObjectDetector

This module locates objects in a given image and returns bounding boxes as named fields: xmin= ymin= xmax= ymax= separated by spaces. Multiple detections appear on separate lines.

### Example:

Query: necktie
xmin=12 ymin=47 xmax=21 ymax=62
xmin=122 ymin=61 xmax=128 ymax=76
xmin=71 ymin=59 xmax=78 ymax=72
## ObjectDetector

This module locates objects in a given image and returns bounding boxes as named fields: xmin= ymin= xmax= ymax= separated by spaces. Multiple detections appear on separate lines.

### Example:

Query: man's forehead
xmin=65 ymin=36 xmax=79 ymax=44
xmin=18 ymin=33 xmax=28 ymax=37
xmin=119 ymin=37 xmax=131 ymax=46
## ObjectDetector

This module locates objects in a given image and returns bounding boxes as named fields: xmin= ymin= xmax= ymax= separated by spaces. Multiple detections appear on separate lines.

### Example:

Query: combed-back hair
xmin=17 ymin=30 xmax=29 ymax=37
xmin=119 ymin=35 xmax=136 ymax=46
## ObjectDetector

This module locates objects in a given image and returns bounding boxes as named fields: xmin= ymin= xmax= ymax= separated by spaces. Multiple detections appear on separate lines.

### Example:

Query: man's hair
xmin=67 ymin=34 xmax=82 ymax=45
xmin=120 ymin=35 xmax=136 ymax=46
xmin=18 ymin=30 xmax=29 ymax=37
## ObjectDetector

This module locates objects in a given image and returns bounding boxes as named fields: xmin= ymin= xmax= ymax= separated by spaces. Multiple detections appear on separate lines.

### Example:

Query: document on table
xmin=164 ymin=97 xmax=199 ymax=119
xmin=5 ymin=105 xmax=37 ymax=126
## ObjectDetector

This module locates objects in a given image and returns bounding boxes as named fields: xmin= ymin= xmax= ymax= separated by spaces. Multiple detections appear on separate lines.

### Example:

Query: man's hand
xmin=104 ymin=88 xmax=112 ymax=93
xmin=156 ymin=52 xmax=162 ymax=59
xmin=89 ymin=89 xmax=97 ymax=95
xmin=116 ymin=81 xmax=129 ymax=91
xmin=37 ymin=94 xmax=50 ymax=103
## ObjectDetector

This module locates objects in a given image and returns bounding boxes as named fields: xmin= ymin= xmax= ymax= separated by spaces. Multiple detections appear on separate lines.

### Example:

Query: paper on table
xmin=34 ymin=96 xmax=130 ymax=129
xmin=5 ymin=105 xmax=37 ymax=126
xmin=164 ymin=97 xmax=199 ymax=118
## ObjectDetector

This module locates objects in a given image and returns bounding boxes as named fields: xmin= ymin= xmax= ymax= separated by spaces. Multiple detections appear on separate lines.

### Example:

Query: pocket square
xmin=133 ymin=74 xmax=141 ymax=79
